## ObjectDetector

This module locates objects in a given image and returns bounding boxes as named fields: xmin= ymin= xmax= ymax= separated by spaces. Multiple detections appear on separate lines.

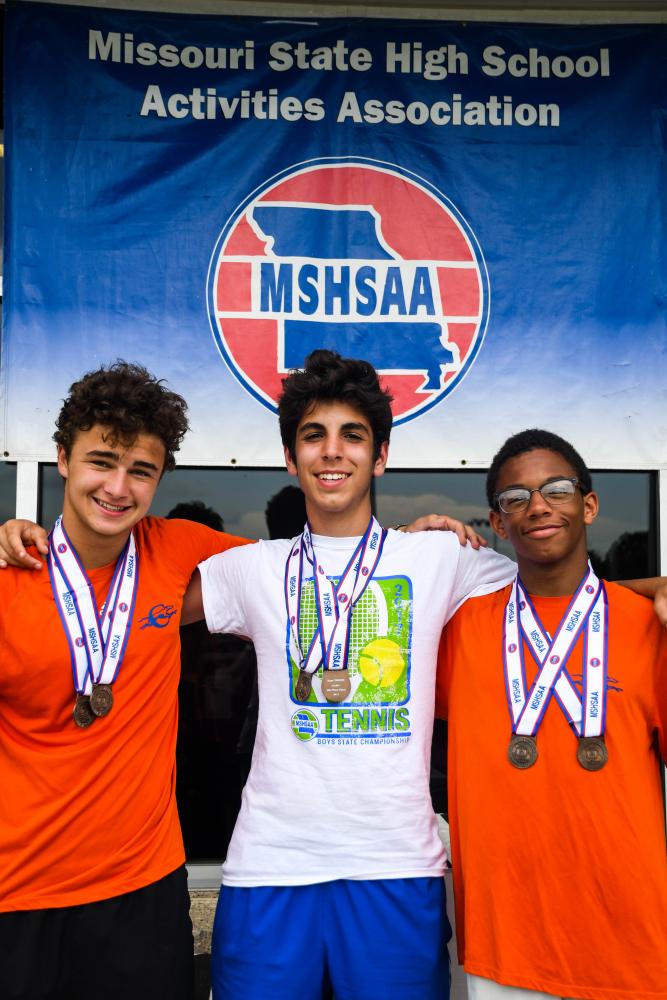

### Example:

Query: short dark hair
xmin=167 ymin=500 xmax=224 ymax=532
xmin=265 ymin=485 xmax=307 ymax=540
xmin=54 ymin=361 xmax=188 ymax=472
xmin=278 ymin=350 xmax=393 ymax=462
xmin=486 ymin=429 xmax=593 ymax=509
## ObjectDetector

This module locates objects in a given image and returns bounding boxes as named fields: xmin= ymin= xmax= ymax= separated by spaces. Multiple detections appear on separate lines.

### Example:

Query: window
xmin=38 ymin=463 xmax=657 ymax=857
xmin=376 ymin=469 xmax=658 ymax=579
xmin=0 ymin=463 xmax=16 ymax=524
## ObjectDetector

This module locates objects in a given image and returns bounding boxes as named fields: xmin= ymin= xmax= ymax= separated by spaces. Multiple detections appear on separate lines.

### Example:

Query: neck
xmin=517 ymin=555 xmax=590 ymax=597
xmin=306 ymin=504 xmax=373 ymax=538
xmin=61 ymin=518 xmax=130 ymax=570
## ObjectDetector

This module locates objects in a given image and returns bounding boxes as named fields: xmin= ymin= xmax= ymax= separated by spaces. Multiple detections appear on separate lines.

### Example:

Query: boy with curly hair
xmin=0 ymin=361 xmax=249 ymax=1000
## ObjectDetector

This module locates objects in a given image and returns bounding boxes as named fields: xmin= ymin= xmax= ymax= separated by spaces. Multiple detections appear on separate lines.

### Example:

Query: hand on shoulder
xmin=398 ymin=514 xmax=488 ymax=549
xmin=0 ymin=519 xmax=49 ymax=570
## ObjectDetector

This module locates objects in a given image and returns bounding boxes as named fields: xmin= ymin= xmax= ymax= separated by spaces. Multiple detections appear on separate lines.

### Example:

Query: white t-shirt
xmin=199 ymin=528 xmax=515 ymax=887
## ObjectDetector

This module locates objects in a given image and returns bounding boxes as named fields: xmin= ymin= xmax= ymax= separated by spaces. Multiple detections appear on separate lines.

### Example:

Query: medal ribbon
xmin=48 ymin=517 xmax=139 ymax=696
xmin=503 ymin=565 xmax=608 ymax=739
xmin=285 ymin=516 xmax=386 ymax=677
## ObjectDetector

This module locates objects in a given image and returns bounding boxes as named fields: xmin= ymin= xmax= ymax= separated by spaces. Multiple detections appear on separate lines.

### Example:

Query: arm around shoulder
xmin=617 ymin=577 xmax=667 ymax=627
xmin=453 ymin=542 xmax=516 ymax=603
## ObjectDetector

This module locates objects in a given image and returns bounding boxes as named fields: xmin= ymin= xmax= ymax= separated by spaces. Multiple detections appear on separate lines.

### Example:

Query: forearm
xmin=617 ymin=577 xmax=665 ymax=599
xmin=181 ymin=569 xmax=205 ymax=625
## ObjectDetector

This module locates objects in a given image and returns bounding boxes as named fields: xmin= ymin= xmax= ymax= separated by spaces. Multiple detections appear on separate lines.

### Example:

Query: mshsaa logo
xmin=291 ymin=709 xmax=319 ymax=742
xmin=207 ymin=157 xmax=489 ymax=424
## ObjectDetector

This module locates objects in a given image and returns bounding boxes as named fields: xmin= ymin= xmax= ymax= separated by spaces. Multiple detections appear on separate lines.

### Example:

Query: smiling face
xmin=284 ymin=400 xmax=388 ymax=537
xmin=57 ymin=424 xmax=165 ymax=567
xmin=489 ymin=448 xmax=598 ymax=594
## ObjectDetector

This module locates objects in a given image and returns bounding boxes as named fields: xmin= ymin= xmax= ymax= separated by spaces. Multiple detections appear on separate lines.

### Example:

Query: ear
xmin=372 ymin=441 xmax=389 ymax=479
xmin=56 ymin=445 xmax=70 ymax=480
xmin=284 ymin=446 xmax=298 ymax=478
xmin=582 ymin=490 xmax=599 ymax=526
xmin=489 ymin=508 xmax=509 ymax=540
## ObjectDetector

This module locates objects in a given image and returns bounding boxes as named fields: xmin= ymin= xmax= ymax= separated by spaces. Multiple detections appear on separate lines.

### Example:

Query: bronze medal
xmin=294 ymin=669 xmax=312 ymax=703
xmin=508 ymin=734 xmax=538 ymax=769
xmin=73 ymin=694 xmax=96 ymax=729
xmin=321 ymin=669 xmax=351 ymax=703
xmin=576 ymin=736 xmax=608 ymax=771
xmin=90 ymin=683 xmax=114 ymax=718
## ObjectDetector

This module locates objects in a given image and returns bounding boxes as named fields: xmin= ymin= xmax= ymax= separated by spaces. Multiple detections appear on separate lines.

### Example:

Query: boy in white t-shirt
xmin=184 ymin=349 xmax=517 ymax=1000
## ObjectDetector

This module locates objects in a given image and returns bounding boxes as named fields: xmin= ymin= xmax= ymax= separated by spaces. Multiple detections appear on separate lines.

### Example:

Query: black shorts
xmin=0 ymin=866 xmax=194 ymax=1000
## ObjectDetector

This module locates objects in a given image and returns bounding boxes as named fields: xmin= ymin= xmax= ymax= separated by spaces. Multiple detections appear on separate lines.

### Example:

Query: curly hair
xmin=278 ymin=350 xmax=393 ymax=462
xmin=486 ymin=428 xmax=593 ymax=509
xmin=53 ymin=361 xmax=189 ymax=472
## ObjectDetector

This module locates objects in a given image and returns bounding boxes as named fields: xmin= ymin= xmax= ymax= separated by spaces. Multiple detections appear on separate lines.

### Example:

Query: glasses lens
xmin=540 ymin=479 xmax=577 ymax=504
xmin=497 ymin=479 xmax=577 ymax=514
xmin=497 ymin=488 xmax=531 ymax=513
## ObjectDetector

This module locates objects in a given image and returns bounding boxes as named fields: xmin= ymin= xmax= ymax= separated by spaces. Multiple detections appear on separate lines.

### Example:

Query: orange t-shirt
xmin=437 ymin=583 xmax=667 ymax=1000
xmin=0 ymin=516 xmax=250 ymax=911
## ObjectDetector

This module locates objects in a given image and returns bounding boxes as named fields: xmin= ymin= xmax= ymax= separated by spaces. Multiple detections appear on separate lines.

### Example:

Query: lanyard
xmin=285 ymin=516 xmax=386 ymax=701
xmin=48 ymin=516 xmax=138 ymax=724
xmin=504 ymin=565 xmax=608 ymax=769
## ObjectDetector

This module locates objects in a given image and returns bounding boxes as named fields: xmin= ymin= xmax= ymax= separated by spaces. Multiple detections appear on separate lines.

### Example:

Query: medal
xmin=90 ymin=683 xmax=114 ymax=718
xmin=321 ymin=669 xmax=352 ymax=704
xmin=285 ymin=517 xmax=386 ymax=706
xmin=502 ymin=567 xmax=608 ymax=771
xmin=577 ymin=736 xmax=608 ymax=771
xmin=73 ymin=694 xmax=96 ymax=729
xmin=49 ymin=517 xmax=138 ymax=726
xmin=508 ymin=734 xmax=538 ymax=769
xmin=294 ymin=670 xmax=312 ymax=703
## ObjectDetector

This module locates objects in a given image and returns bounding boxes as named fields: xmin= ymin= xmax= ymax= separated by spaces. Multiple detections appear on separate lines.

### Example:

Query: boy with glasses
xmin=437 ymin=428 xmax=667 ymax=1000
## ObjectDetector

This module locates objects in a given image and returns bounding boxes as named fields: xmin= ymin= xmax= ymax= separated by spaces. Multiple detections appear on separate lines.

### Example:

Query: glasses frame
xmin=494 ymin=476 xmax=580 ymax=515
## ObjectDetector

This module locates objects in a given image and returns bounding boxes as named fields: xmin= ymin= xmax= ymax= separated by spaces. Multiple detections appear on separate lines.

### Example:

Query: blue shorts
xmin=211 ymin=876 xmax=451 ymax=1000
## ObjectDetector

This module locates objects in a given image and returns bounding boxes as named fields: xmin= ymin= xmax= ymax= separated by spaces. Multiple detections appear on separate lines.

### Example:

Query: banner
xmin=4 ymin=2 xmax=666 ymax=467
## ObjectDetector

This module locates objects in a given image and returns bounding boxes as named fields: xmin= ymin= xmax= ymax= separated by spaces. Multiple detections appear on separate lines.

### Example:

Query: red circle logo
xmin=208 ymin=158 xmax=489 ymax=424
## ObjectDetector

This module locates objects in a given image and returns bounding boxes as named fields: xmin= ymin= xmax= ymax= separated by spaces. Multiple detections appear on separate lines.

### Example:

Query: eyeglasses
xmin=494 ymin=477 xmax=580 ymax=514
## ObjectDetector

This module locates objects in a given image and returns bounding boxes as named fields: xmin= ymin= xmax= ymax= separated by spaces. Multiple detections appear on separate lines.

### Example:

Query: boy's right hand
xmin=0 ymin=520 xmax=49 ymax=569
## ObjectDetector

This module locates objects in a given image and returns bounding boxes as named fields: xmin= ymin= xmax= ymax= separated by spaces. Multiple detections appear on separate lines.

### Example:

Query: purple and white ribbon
xmin=503 ymin=564 xmax=608 ymax=739
xmin=284 ymin=516 xmax=386 ymax=679
xmin=48 ymin=516 xmax=138 ymax=696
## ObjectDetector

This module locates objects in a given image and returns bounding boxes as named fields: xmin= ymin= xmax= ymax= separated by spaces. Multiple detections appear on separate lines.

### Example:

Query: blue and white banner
xmin=4 ymin=2 xmax=666 ymax=467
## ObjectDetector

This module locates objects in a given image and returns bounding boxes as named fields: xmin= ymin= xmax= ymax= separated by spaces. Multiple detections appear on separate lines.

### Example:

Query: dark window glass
xmin=40 ymin=464 xmax=297 ymax=861
xmin=375 ymin=469 xmax=657 ymax=580
xmin=0 ymin=463 xmax=16 ymax=523
xmin=38 ymin=464 xmax=657 ymax=856
xmin=376 ymin=468 xmax=656 ymax=820
xmin=40 ymin=465 xmax=294 ymax=539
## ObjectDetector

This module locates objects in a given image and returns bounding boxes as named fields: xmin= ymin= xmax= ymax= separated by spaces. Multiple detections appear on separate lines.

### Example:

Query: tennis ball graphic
xmin=358 ymin=638 xmax=405 ymax=687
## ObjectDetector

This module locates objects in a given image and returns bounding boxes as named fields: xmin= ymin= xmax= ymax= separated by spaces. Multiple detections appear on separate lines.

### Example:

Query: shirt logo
xmin=291 ymin=709 xmax=319 ymax=742
xmin=208 ymin=157 xmax=489 ymax=425
xmin=139 ymin=603 xmax=177 ymax=630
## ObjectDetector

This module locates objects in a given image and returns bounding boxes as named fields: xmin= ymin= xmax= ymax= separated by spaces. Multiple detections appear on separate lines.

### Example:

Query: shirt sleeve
xmin=158 ymin=517 xmax=253 ymax=576
xmin=198 ymin=543 xmax=258 ymax=638
xmin=445 ymin=543 xmax=516 ymax=624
